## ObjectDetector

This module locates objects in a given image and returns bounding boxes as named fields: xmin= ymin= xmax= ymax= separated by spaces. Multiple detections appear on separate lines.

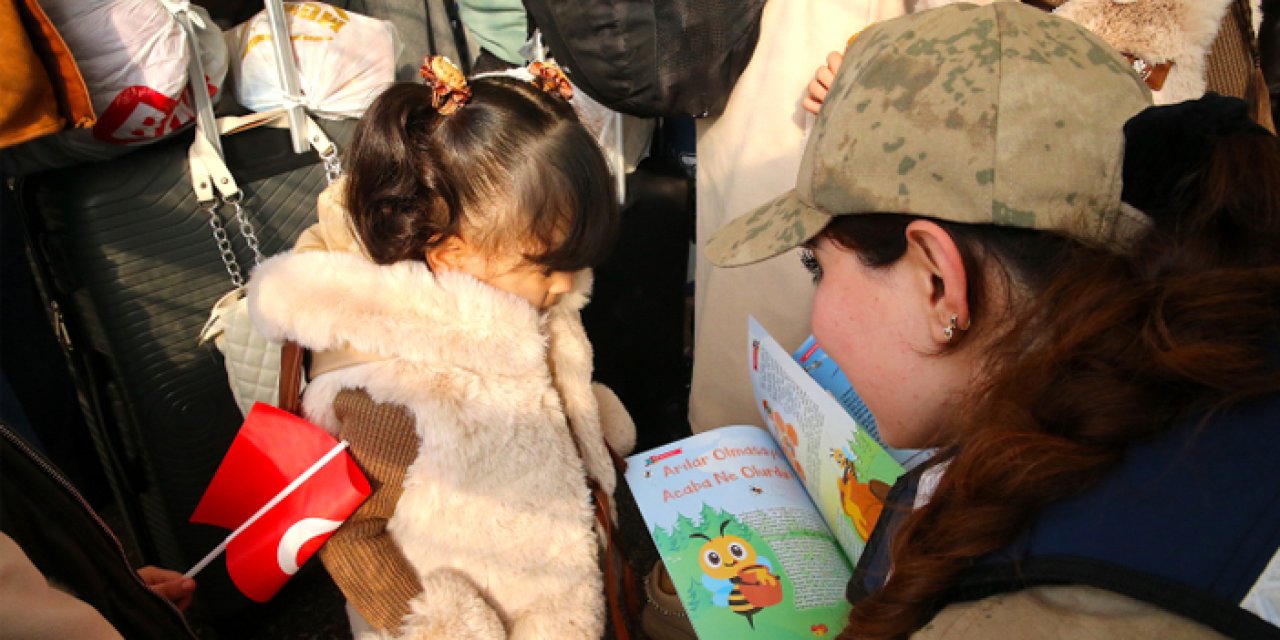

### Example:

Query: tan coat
xmin=917 ymin=585 xmax=1227 ymax=639
xmin=0 ymin=534 xmax=123 ymax=640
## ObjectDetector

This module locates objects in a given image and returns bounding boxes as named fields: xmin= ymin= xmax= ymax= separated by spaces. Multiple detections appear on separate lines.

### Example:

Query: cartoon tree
xmin=720 ymin=510 xmax=747 ymax=537
xmin=652 ymin=525 xmax=673 ymax=552
xmin=673 ymin=513 xmax=697 ymax=539
xmin=699 ymin=503 xmax=723 ymax=532
xmin=683 ymin=578 xmax=709 ymax=615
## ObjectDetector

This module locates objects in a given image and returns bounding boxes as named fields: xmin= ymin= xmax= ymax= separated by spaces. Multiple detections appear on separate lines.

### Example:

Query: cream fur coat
xmin=1054 ymin=0 xmax=1261 ymax=105
xmin=248 ymin=248 xmax=634 ymax=639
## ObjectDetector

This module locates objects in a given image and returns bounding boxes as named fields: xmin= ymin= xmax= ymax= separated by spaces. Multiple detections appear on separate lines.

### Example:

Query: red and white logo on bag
xmin=92 ymin=78 xmax=219 ymax=144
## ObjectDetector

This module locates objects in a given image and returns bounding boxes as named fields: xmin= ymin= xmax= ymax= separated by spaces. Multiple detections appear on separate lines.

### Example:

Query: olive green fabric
xmin=707 ymin=2 xmax=1154 ymax=267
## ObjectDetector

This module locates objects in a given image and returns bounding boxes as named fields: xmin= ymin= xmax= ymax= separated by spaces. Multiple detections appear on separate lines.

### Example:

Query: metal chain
xmin=321 ymin=148 xmax=343 ymax=185
xmin=228 ymin=195 xmax=266 ymax=266
xmin=202 ymin=199 xmax=245 ymax=288
xmin=202 ymin=133 xmax=344 ymax=287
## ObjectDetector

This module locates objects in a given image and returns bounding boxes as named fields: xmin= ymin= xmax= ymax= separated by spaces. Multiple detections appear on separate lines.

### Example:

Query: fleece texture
xmin=248 ymin=249 xmax=634 ymax=639
xmin=1054 ymin=0 xmax=1238 ymax=105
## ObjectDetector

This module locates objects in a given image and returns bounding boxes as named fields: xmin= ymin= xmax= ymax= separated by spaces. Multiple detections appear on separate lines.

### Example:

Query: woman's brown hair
xmin=832 ymin=106 xmax=1280 ymax=638
xmin=343 ymin=77 xmax=619 ymax=270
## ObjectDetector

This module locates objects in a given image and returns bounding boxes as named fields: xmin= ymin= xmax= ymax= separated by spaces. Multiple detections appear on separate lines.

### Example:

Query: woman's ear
xmin=902 ymin=220 xmax=971 ymax=345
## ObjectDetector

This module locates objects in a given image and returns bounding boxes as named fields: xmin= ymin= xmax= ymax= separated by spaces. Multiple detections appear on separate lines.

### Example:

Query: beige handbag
xmin=193 ymin=111 xmax=342 ymax=417
xmin=178 ymin=0 xmax=343 ymax=417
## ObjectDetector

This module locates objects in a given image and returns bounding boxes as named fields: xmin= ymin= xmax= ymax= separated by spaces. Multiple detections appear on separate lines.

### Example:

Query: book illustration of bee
xmin=691 ymin=521 xmax=784 ymax=628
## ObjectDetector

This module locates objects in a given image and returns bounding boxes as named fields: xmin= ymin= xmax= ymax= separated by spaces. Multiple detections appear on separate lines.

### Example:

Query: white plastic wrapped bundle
xmin=226 ymin=2 xmax=399 ymax=119
xmin=1 ymin=0 xmax=228 ymax=174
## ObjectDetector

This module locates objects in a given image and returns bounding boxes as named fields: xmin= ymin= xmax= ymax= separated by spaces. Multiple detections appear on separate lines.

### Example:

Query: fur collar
xmin=247 ymin=249 xmax=619 ymax=494
xmin=248 ymin=250 xmax=591 ymax=377
xmin=1054 ymin=0 xmax=1238 ymax=105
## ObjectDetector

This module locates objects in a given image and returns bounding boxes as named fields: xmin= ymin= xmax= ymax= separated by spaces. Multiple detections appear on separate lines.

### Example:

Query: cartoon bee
xmin=749 ymin=485 xmax=764 ymax=495
xmin=831 ymin=447 xmax=890 ymax=541
xmin=691 ymin=521 xmax=783 ymax=629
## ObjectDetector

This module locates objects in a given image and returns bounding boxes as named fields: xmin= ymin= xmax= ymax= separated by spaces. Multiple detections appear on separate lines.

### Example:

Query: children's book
xmin=792 ymin=336 xmax=931 ymax=470
xmin=624 ymin=317 xmax=916 ymax=638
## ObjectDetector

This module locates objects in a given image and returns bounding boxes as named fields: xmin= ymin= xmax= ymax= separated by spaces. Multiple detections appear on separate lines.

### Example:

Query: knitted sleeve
xmin=318 ymin=388 xmax=423 ymax=630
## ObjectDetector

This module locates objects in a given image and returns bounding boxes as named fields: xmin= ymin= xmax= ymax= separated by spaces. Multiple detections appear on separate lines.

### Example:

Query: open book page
xmin=625 ymin=426 xmax=852 ymax=638
xmin=793 ymin=335 xmax=932 ymax=470
xmin=747 ymin=316 xmax=906 ymax=564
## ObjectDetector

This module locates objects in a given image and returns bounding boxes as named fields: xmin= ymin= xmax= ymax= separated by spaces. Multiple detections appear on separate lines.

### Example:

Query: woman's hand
xmin=803 ymin=51 xmax=844 ymax=115
xmin=137 ymin=566 xmax=196 ymax=611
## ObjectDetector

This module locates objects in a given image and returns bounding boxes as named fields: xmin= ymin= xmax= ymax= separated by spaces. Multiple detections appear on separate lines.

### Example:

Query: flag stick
xmin=185 ymin=440 xmax=351 ymax=579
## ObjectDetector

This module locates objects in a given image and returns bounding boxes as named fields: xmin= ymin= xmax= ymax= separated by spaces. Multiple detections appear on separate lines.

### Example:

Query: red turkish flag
xmin=191 ymin=403 xmax=369 ymax=602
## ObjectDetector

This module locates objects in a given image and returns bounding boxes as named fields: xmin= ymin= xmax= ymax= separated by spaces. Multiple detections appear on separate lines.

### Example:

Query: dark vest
xmin=851 ymin=392 xmax=1280 ymax=640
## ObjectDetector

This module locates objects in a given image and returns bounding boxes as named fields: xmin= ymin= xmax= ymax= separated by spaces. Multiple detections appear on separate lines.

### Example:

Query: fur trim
xmin=1055 ymin=0 xmax=1233 ymax=105
xmin=249 ymin=249 xmax=617 ymax=636
xmin=391 ymin=570 xmax=506 ymax=640
xmin=593 ymin=383 xmax=636 ymax=456
xmin=249 ymin=251 xmax=549 ymax=372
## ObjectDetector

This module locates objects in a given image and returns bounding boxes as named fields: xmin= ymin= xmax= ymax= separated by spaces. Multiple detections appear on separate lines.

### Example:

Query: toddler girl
xmin=249 ymin=57 xmax=634 ymax=639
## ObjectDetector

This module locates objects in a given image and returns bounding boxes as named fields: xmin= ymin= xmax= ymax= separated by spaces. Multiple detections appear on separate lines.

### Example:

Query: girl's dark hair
xmin=343 ymin=78 xmax=619 ymax=270
xmin=831 ymin=117 xmax=1280 ymax=639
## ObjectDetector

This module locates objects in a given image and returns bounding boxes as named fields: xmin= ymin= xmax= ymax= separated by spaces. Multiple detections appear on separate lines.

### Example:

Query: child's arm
xmin=592 ymin=383 xmax=636 ymax=456
xmin=319 ymin=390 xmax=503 ymax=638
xmin=318 ymin=395 xmax=423 ymax=631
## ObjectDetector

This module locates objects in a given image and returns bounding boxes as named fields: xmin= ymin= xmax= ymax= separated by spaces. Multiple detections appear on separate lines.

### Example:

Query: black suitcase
xmin=15 ymin=120 xmax=354 ymax=635
xmin=582 ymin=153 xmax=695 ymax=452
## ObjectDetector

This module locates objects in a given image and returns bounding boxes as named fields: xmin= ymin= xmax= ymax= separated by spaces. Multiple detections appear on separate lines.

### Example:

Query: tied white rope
xmin=277 ymin=91 xmax=311 ymax=111
xmin=263 ymin=0 xmax=311 ymax=153
xmin=471 ymin=67 xmax=537 ymax=84
xmin=162 ymin=0 xmax=221 ymax=157
xmin=159 ymin=0 xmax=206 ymax=29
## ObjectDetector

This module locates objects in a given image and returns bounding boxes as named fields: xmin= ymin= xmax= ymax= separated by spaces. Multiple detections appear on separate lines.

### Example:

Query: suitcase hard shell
xmin=17 ymin=119 xmax=355 ymax=630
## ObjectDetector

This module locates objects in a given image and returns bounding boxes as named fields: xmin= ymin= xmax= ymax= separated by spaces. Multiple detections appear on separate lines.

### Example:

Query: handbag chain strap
xmin=202 ymin=199 xmax=249 ymax=288
xmin=172 ymin=0 xmax=344 ymax=290
xmin=191 ymin=113 xmax=342 ymax=290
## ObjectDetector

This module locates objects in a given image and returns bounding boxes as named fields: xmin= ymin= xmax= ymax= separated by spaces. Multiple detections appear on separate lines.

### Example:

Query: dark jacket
xmin=853 ymin=391 xmax=1280 ymax=639
xmin=0 ymin=422 xmax=196 ymax=639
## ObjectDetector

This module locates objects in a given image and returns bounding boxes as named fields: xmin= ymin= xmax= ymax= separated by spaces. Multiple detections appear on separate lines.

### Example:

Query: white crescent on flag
xmin=276 ymin=517 xmax=342 ymax=575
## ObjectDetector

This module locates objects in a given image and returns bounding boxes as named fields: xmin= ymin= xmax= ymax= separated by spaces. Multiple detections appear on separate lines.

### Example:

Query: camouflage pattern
xmin=707 ymin=2 xmax=1153 ymax=267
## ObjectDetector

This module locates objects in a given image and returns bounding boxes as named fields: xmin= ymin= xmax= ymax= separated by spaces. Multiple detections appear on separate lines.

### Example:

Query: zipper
xmin=50 ymin=300 xmax=74 ymax=352
xmin=0 ymin=424 xmax=197 ymax=637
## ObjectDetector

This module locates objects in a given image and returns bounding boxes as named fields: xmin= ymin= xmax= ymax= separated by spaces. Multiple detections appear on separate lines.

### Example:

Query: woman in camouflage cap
xmin=710 ymin=3 xmax=1280 ymax=638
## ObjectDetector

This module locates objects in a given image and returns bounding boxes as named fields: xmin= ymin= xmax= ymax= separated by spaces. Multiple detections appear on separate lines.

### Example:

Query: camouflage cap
xmin=707 ymin=2 xmax=1153 ymax=267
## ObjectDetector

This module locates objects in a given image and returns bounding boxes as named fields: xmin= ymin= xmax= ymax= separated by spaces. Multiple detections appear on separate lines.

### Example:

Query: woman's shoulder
xmin=916 ymin=585 xmax=1227 ymax=640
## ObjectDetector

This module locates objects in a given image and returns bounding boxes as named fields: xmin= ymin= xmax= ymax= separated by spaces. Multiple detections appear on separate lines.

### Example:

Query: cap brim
xmin=706 ymin=189 xmax=833 ymax=267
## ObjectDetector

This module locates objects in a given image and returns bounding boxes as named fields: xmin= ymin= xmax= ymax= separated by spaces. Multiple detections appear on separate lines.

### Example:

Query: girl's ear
xmin=902 ymin=220 xmax=971 ymax=345
xmin=425 ymin=236 xmax=476 ymax=274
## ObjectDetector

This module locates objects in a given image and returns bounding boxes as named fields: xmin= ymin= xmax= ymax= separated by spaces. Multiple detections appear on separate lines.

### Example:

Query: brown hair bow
xmin=419 ymin=55 xmax=471 ymax=115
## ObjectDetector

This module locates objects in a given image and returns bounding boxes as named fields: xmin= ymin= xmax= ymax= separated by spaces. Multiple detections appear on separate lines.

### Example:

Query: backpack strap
xmin=278 ymin=340 xmax=305 ymax=416
xmin=590 ymin=442 xmax=641 ymax=639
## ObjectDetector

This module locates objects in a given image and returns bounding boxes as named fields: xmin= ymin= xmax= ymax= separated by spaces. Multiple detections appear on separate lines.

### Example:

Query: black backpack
xmin=523 ymin=0 xmax=767 ymax=118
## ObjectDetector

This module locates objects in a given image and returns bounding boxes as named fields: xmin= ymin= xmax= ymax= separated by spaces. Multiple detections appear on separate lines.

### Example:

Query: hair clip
xmin=529 ymin=61 xmax=573 ymax=101
xmin=419 ymin=55 xmax=471 ymax=115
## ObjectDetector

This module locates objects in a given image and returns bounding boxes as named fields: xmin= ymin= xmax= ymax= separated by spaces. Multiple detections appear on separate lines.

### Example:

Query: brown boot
xmin=640 ymin=561 xmax=696 ymax=640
